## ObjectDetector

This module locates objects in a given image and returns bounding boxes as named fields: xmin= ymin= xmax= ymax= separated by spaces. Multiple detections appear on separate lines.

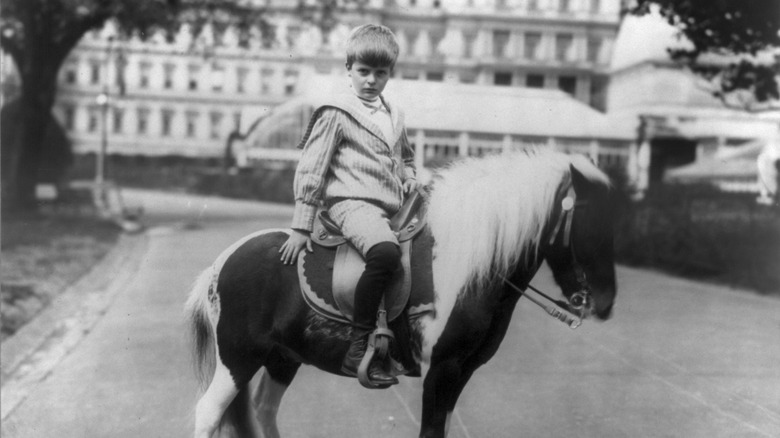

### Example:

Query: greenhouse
xmin=234 ymin=75 xmax=636 ymax=178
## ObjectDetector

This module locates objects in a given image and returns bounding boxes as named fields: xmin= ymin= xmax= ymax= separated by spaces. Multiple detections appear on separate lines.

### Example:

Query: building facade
xmin=37 ymin=0 xmax=623 ymax=159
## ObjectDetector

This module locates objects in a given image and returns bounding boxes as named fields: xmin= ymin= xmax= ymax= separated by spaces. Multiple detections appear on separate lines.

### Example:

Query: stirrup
xmin=357 ymin=309 xmax=396 ymax=389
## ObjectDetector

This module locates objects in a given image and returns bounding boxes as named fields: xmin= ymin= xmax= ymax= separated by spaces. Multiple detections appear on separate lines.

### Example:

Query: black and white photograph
xmin=1 ymin=0 xmax=779 ymax=437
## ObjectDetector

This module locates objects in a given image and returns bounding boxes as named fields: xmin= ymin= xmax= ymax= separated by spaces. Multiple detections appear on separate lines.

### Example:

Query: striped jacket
xmin=291 ymin=92 xmax=416 ymax=232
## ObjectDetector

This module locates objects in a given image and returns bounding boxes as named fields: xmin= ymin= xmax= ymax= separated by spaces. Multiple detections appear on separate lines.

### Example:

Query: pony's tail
xmin=186 ymin=267 xmax=257 ymax=437
xmin=185 ymin=267 xmax=217 ymax=390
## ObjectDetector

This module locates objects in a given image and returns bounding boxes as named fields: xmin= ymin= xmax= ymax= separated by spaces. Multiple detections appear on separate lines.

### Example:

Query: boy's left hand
xmin=403 ymin=178 xmax=422 ymax=194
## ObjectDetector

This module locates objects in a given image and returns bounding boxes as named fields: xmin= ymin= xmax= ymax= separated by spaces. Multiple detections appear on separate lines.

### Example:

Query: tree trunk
xmin=4 ymin=60 xmax=59 ymax=214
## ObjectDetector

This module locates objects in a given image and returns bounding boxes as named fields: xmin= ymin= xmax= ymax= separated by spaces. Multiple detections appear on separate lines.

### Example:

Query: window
xmin=115 ymin=54 xmax=127 ymax=93
xmin=284 ymin=69 xmax=299 ymax=95
xmin=236 ymin=67 xmax=249 ymax=93
xmin=524 ymin=32 xmax=542 ymax=60
xmin=260 ymin=68 xmax=274 ymax=94
xmin=401 ymin=71 xmax=419 ymax=80
xmin=90 ymin=62 xmax=101 ymax=85
xmin=426 ymin=71 xmax=444 ymax=82
xmin=528 ymin=0 xmax=539 ymax=11
xmin=88 ymin=109 xmax=99 ymax=133
xmin=186 ymin=111 xmax=199 ymax=138
xmin=64 ymin=105 xmax=76 ymax=131
xmin=492 ymin=30 xmax=510 ymax=58
xmin=526 ymin=74 xmax=545 ymax=88
xmin=64 ymin=64 xmax=78 ymax=85
xmin=161 ymin=109 xmax=174 ymax=136
xmin=137 ymin=108 xmax=150 ymax=134
xmin=460 ymin=70 xmax=478 ymax=84
xmin=210 ymin=111 xmax=223 ymax=139
xmin=211 ymin=65 xmax=225 ymax=92
xmin=285 ymin=24 xmax=301 ymax=49
xmin=233 ymin=111 xmax=242 ymax=132
xmin=463 ymin=32 xmax=477 ymax=59
xmin=558 ymin=76 xmax=577 ymax=95
xmin=112 ymin=108 xmax=124 ymax=134
xmin=163 ymin=64 xmax=176 ymax=89
xmin=587 ymin=37 xmax=603 ymax=63
xmin=590 ymin=0 xmax=600 ymax=13
xmin=555 ymin=34 xmax=573 ymax=62
xmin=188 ymin=65 xmax=200 ymax=91
xmin=494 ymin=72 xmax=512 ymax=86
xmin=559 ymin=0 xmax=570 ymax=12
xmin=429 ymin=30 xmax=445 ymax=58
xmin=139 ymin=62 xmax=152 ymax=88
xmin=590 ymin=76 xmax=608 ymax=111
xmin=406 ymin=30 xmax=419 ymax=56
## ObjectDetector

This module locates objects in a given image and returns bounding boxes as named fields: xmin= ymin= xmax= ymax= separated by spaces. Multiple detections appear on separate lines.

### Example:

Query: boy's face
xmin=348 ymin=61 xmax=391 ymax=100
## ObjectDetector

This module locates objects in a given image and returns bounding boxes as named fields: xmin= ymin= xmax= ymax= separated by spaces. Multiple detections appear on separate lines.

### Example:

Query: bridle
xmin=501 ymin=183 xmax=593 ymax=329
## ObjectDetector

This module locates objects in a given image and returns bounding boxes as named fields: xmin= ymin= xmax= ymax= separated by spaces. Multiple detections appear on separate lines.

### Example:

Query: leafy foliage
xmin=0 ymin=0 xmax=178 ymax=67
xmin=628 ymin=0 xmax=780 ymax=105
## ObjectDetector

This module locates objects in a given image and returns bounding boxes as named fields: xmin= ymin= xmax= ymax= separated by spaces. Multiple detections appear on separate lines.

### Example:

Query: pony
xmin=185 ymin=149 xmax=618 ymax=438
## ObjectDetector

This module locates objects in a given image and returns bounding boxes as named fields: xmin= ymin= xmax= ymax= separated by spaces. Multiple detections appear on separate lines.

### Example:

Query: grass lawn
xmin=1 ymin=213 xmax=121 ymax=341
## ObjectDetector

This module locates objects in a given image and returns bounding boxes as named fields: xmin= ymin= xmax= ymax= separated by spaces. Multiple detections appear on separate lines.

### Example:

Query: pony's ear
xmin=570 ymin=164 xmax=590 ymax=197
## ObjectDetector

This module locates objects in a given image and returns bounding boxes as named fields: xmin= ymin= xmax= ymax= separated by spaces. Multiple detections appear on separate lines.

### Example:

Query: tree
xmin=0 ymin=0 xmax=179 ymax=213
xmin=627 ymin=0 xmax=780 ymax=108
xmin=1 ymin=0 xmax=359 ymax=214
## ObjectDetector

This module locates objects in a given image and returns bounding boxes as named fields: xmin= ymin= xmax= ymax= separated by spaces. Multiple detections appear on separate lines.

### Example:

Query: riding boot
xmin=340 ymin=328 xmax=398 ymax=386
xmin=341 ymin=242 xmax=401 ymax=386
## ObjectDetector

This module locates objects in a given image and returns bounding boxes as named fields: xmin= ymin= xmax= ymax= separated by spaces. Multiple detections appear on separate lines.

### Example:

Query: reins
xmin=502 ymin=277 xmax=582 ymax=329
xmin=501 ymin=184 xmax=591 ymax=330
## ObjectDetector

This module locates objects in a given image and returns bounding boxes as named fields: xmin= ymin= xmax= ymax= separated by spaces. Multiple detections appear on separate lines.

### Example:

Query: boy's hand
xmin=279 ymin=229 xmax=313 ymax=265
xmin=403 ymin=178 xmax=422 ymax=194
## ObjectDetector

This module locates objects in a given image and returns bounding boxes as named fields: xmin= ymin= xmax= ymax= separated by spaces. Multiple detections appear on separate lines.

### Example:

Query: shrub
xmin=191 ymin=166 xmax=295 ymax=204
xmin=614 ymin=184 xmax=780 ymax=294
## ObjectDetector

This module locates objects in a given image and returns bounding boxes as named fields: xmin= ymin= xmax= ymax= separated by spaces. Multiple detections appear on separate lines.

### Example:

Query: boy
xmin=279 ymin=24 xmax=421 ymax=387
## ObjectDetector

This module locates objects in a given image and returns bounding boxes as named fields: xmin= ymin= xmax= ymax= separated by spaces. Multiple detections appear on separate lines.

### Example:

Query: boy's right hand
xmin=279 ymin=229 xmax=313 ymax=265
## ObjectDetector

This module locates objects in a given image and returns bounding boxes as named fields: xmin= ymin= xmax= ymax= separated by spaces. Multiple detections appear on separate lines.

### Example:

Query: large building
xmin=41 ymin=0 xmax=623 ymax=159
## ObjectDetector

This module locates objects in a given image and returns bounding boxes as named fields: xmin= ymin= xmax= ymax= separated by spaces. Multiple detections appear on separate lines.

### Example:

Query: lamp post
xmin=95 ymin=91 xmax=109 ymax=186
xmin=95 ymin=35 xmax=114 ymax=211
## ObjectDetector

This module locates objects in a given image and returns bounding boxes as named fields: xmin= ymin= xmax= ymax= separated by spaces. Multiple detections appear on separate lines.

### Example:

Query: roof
xmin=298 ymin=75 xmax=635 ymax=140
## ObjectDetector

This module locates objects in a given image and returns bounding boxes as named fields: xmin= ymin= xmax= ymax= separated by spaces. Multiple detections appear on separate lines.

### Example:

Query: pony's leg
xmin=250 ymin=352 xmax=301 ymax=438
xmin=419 ymin=358 xmax=464 ymax=438
xmin=441 ymin=369 xmax=478 ymax=438
xmin=426 ymin=301 xmax=519 ymax=438
xmin=194 ymin=360 xmax=240 ymax=438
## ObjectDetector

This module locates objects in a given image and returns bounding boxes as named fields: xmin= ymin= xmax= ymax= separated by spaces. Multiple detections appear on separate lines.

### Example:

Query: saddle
xmin=297 ymin=189 xmax=434 ymax=324
xmin=296 ymin=189 xmax=435 ymax=387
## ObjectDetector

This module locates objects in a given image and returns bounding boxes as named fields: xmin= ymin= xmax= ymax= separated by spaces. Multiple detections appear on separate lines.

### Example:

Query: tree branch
xmin=52 ymin=12 xmax=111 ymax=67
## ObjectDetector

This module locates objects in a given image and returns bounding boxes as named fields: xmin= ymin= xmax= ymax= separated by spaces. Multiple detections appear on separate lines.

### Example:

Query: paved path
xmin=2 ymin=189 xmax=779 ymax=437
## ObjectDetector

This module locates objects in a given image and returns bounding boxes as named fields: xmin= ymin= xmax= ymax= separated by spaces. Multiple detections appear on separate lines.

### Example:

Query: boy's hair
xmin=345 ymin=24 xmax=399 ymax=69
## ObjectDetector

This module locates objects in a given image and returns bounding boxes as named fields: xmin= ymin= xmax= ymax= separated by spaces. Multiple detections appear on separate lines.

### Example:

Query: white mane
xmin=426 ymin=149 xmax=608 ymax=293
